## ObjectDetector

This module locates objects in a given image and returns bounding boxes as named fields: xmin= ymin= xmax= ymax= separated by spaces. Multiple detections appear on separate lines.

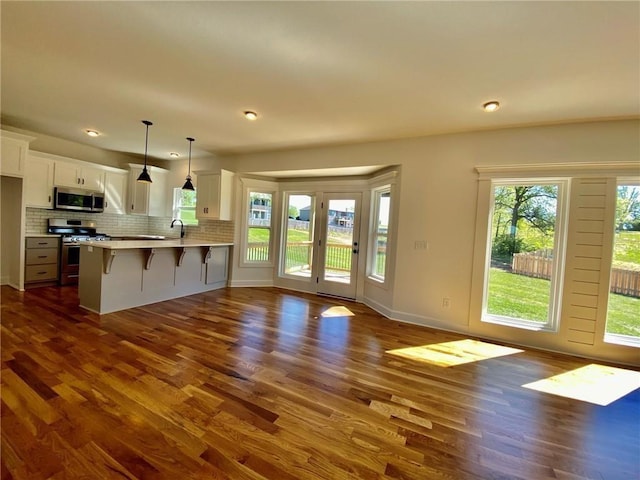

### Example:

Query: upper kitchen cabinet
xmin=1 ymin=130 xmax=35 ymax=178
xmin=24 ymin=152 xmax=55 ymax=208
xmin=54 ymin=159 xmax=104 ymax=191
xmin=128 ymin=164 xmax=169 ymax=216
xmin=102 ymin=169 xmax=128 ymax=215
xmin=194 ymin=169 xmax=234 ymax=221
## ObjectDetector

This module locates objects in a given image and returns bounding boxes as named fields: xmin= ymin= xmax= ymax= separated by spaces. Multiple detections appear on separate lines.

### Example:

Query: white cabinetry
xmin=24 ymin=153 xmax=55 ymax=208
xmin=54 ymin=161 xmax=104 ymax=191
xmin=194 ymin=169 xmax=234 ymax=220
xmin=103 ymin=170 xmax=128 ymax=214
xmin=1 ymin=130 xmax=35 ymax=178
xmin=128 ymin=164 xmax=169 ymax=217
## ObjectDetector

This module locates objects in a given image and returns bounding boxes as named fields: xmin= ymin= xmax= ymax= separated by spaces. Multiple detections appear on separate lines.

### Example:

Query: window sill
xmin=482 ymin=314 xmax=557 ymax=333
xmin=604 ymin=333 xmax=640 ymax=349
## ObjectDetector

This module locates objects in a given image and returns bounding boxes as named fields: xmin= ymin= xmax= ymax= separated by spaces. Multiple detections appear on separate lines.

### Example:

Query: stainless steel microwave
xmin=54 ymin=187 xmax=104 ymax=213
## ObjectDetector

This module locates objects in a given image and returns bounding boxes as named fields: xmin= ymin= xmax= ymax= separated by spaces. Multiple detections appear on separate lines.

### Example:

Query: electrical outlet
xmin=414 ymin=240 xmax=429 ymax=250
xmin=442 ymin=297 xmax=451 ymax=309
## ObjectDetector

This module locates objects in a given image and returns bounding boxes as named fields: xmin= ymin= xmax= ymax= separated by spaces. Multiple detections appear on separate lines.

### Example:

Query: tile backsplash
xmin=26 ymin=208 xmax=234 ymax=243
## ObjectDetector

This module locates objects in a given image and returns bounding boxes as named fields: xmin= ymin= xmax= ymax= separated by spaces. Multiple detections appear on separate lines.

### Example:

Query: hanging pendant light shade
xmin=137 ymin=120 xmax=153 ymax=183
xmin=182 ymin=137 xmax=195 ymax=191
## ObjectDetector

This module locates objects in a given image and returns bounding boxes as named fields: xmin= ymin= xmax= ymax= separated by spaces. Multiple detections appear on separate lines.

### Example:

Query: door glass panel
xmin=283 ymin=195 xmax=314 ymax=277
xmin=324 ymin=199 xmax=356 ymax=284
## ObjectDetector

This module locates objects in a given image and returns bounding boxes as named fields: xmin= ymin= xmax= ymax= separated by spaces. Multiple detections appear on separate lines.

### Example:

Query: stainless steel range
xmin=47 ymin=219 xmax=109 ymax=285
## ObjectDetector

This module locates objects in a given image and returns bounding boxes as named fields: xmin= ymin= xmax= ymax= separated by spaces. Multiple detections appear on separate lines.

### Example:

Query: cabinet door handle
xmin=37 ymin=255 xmax=47 ymax=258
xmin=37 ymin=242 xmax=47 ymax=245
xmin=48 ymin=195 xmax=51 ymax=203
xmin=37 ymin=271 xmax=47 ymax=275
xmin=82 ymin=178 xmax=85 ymax=185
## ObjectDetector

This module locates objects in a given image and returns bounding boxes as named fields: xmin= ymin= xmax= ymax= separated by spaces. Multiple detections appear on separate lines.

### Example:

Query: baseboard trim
xmin=229 ymin=279 xmax=274 ymax=288
xmin=362 ymin=295 xmax=470 ymax=337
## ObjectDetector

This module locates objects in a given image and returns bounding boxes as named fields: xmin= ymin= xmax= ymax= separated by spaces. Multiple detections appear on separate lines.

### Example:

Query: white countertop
xmin=81 ymin=239 xmax=233 ymax=250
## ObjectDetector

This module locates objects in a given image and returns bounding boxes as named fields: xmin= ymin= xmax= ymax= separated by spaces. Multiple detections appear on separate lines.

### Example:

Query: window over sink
xmin=172 ymin=187 xmax=198 ymax=225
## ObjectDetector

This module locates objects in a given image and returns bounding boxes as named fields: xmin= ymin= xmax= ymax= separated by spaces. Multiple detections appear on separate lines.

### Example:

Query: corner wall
xmin=222 ymin=119 xmax=640 ymax=364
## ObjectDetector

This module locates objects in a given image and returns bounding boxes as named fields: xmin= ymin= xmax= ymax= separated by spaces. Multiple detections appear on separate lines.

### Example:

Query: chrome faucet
xmin=170 ymin=219 xmax=185 ymax=238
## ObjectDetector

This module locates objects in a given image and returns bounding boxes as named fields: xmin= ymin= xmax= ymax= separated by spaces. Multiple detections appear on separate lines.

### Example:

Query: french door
xmin=316 ymin=193 xmax=362 ymax=299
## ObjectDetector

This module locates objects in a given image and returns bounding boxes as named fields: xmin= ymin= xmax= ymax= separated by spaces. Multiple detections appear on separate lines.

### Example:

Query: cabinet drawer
xmin=26 ymin=237 xmax=59 ymax=249
xmin=25 ymin=248 xmax=58 ymax=265
xmin=25 ymin=264 xmax=58 ymax=282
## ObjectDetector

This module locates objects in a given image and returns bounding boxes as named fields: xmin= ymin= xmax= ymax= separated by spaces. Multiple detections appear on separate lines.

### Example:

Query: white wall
xmin=222 ymin=119 xmax=640 ymax=363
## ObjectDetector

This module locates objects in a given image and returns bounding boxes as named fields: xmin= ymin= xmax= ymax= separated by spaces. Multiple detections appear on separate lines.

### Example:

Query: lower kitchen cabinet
xmin=24 ymin=236 xmax=59 ymax=288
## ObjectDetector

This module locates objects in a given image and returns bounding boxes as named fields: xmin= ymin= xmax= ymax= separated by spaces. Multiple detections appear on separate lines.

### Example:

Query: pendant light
xmin=182 ymin=137 xmax=195 ymax=191
xmin=137 ymin=120 xmax=153 ymax=183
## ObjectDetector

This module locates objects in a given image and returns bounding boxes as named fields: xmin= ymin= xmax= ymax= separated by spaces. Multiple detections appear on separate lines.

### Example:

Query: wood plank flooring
xmin=1 ymin=285 xmax=638 ymax=479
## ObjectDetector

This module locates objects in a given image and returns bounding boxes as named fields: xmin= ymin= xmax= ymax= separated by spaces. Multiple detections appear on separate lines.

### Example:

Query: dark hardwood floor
xmin=1 ymin=285 xmax=638 ymax=479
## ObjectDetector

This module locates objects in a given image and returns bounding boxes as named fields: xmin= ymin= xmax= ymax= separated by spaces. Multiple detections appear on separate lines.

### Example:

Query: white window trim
xmin=481 ymin=178 xmax=570 ymax=332
xmin=279 ymin=191 xmax=317 ymax=281
xmin=172 ymin=187 xmax=198 ymax=226
xmin=367 ymin=184 xmax=391 ymax=284
xmin=239 ymin=178 xmax=278 ymax=268
xmin=604 ymin=176 xmax=640 ymax=348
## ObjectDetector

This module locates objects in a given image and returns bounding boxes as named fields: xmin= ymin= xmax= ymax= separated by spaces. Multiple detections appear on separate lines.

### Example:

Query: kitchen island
xmin=78 ymin=239 xmax=232 ymax=314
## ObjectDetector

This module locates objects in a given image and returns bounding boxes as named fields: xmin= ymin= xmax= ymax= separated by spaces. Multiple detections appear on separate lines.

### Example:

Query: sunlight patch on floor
xmin=523 ymin=364 xmax=640 ymax=406
xmin=386 ymin=339 xmax=523 ymax=367
xmin=320 ymin=306 xmax=355 ymax=318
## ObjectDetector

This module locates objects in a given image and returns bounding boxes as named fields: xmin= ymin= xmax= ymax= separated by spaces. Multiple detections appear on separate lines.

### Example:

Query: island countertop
xmin=82 ymin=239 xmax=234 ymax=250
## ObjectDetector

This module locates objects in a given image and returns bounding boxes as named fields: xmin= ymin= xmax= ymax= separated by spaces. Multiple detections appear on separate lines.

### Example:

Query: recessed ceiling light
xmin=483 ymin=101 xmax=500 ymax=112
xmin=169 ymin=152 xmax=180 ymax=158
xmin=85 ymin=129 xmax=100 ymax=137
xmin=244 ymin=110 xmax=258 ymax=120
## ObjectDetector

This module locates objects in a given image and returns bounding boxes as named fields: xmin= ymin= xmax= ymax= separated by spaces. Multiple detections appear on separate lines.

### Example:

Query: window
xmin=369 ymin=186 xmax=391 ymax=282
xmin=246 ymin=191 xmax=273 ymax=262
xmin=172 ymin=188 xmax=197 ymax=225
xmin=282 ymin=194 xmax=315 ymax=278
xmin=482 ymin=180 xmax=567 ymax=331
xmin=605 ymin=183 xmax=640 ymax=347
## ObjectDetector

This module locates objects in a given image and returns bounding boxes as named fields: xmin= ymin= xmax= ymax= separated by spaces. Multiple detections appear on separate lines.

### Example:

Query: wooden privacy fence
xmin=609 ymin=268 xmax=640 ymax=297
xmin=512 ymin=250 xmax=640 ymax=298
xmin=512 ymin=249 xmax=553 ymax=279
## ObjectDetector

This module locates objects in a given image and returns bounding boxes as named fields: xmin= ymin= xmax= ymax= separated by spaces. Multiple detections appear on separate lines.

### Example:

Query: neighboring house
xmin=249 ymin=197 xmax=271 ymax=221
xmin=298 ymin=206 xmax=311 ymax=222
xmin=328 ymin=208 xmax=354 ymax=227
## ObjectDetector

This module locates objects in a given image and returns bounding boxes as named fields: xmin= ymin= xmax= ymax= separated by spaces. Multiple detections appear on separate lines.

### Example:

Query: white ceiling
xmin=1 ymin=1 xmax=638 ymax=162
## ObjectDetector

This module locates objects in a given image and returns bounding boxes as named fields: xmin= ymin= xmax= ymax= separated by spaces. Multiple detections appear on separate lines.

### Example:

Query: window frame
xmin=367 ymin=184 xmax=392 ymax=283
xmin=604 ymin=177 xmax=640 ymax=348
xmin=279 ymin=191 xmax=316 ymax=281
xmin=171 ymin=187 xmax=198 ymax=226
xmin=481 ymin=178 xmax=569 ymax=332
xmin=239 ymin=178 xmax=278 ymax=268
xmin=245 ymin=191 xmax=274 ymax=264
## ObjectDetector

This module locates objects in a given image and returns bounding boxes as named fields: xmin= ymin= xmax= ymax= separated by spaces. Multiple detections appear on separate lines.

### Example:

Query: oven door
xmin=60 ymin=243 xmax=81 ymax=285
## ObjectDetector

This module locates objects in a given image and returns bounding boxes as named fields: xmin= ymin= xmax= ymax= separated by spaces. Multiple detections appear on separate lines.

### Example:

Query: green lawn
xmin=488 ymin=268 xmax=639 ymax=336
xmin=612 ymin=231 xmax=640 ymax=269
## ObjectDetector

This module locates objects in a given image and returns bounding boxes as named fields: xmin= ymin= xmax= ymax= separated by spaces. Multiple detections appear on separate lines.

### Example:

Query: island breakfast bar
xmin=79 ymin=240 xmax=232 ymax=314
